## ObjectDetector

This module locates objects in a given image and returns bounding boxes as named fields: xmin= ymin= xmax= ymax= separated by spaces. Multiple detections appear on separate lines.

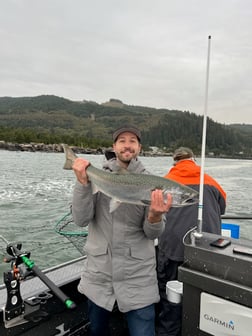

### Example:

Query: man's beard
xmin=117 ymin=150 xmax=137 ymax=163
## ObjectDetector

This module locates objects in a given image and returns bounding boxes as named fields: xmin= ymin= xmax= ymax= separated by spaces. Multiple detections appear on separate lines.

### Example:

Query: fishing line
xmin=0 ymin=235 xmax=9 ymax=245
xmin=0 ymin=235 xmax=10 ymax=253
xmin=194 ymin=35 xmax=211 ymax=238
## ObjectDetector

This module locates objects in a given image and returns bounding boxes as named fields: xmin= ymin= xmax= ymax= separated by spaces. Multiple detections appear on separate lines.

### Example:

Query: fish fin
xmin=141 ymin=200 xmax=151 ymax=206
xmin=63 ymin=159 xmax=74 ymax=170
xmin=109 ymin=199 xmax=121 ymax=213
xmin=62 ymin=144 xmax=78 ymax=170
xmin=91 ymin=183 xmax=99 ymax=195
xmin=116 ymin=168 xmax=130 ymax=175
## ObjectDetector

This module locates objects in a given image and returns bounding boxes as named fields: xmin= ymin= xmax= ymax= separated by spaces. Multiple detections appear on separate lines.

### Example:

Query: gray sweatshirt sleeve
xmin=72 ymin=180 xmax=94 ymax=227
xmin=143 ymin=207 xmax=165 ymax=240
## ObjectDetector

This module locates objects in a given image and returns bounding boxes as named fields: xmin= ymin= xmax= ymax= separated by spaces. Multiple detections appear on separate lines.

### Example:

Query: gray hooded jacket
xmin=72 ymin=157 xmax=164 ymax=312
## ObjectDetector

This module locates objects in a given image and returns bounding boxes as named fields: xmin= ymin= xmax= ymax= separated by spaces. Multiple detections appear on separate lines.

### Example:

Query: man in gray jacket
xmin=72 ymin=125 xmax=172 ymax=336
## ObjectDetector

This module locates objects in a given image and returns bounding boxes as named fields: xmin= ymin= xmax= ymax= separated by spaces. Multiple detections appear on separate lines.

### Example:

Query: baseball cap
xmin=112 ymin=125 xmax=141 ymax=142
xmin=173 ymin=147 xmax=194 ymax=161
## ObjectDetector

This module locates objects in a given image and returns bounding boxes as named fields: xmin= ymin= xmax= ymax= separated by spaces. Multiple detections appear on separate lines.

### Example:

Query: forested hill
xmin=0 ymin=95 xmax=251 ymax=158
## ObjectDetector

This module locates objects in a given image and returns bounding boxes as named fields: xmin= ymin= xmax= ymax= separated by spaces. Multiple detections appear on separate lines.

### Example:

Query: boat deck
xmin=0 ymin=256 xmax=85 ymax=309
xmin=0 ymin=256 xmax=130 ymax=336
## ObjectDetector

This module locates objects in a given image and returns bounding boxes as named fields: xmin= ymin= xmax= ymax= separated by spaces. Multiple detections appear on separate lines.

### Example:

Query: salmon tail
xmin=62 ymin=144 xmax=78 ymax=170
xmin=63 ymin=158 xmax=74 ymax=170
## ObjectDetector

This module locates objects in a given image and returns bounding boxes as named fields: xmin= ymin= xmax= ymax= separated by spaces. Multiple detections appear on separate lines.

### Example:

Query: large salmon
xmin=63 ymin=144 xmax=199 ymax=211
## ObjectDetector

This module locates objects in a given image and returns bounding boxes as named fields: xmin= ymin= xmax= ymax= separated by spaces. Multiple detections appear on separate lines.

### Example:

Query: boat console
xmin=179 ymin=231 xmax=252 ymax=336
xmin=1 ymin=233 xmax=252 ymax=335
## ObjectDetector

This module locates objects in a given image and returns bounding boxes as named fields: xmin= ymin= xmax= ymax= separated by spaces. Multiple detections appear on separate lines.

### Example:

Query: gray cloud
xmin=0 ymin=0 xmax=251 ymax=124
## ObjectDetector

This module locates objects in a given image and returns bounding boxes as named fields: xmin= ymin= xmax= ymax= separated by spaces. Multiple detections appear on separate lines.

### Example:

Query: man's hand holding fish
xmin=72 ymin=157 xmax=90 ymax=186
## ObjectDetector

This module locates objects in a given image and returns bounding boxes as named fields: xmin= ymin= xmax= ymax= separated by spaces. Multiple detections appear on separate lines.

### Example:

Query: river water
xmin=0 ymin=150 xmax=251 ymax=281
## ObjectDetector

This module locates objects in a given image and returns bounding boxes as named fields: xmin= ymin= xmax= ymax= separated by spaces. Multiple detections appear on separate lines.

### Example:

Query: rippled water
xmin=0 ymin=151 xmax=251 ymax=281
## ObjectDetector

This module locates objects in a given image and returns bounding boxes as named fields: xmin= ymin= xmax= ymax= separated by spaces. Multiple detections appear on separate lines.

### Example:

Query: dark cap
xmin=112 ymin=125 xmax=141 ymax=143
xmin=173 ymin=147 xmax=194 ymax=161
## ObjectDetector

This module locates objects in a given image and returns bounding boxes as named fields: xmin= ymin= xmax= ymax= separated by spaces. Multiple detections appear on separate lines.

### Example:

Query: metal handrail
xmin=221 ymin=215 xmax=252 ymax=220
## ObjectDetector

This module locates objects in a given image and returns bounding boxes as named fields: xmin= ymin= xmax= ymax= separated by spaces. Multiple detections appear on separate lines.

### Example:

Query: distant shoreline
xmin=0 ymin=141 xmax=103 ymax=155
xmin=0 ymin=141 xmax=251 ymax=159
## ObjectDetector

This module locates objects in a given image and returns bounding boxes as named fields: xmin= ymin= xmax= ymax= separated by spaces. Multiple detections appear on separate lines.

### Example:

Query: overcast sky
xmin=1 ymin=0 xmax=251 ymax=125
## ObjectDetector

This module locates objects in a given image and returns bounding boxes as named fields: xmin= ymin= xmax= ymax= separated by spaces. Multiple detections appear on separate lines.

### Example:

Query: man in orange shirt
xmin=156 ymin=147 xmax=226 ymax=336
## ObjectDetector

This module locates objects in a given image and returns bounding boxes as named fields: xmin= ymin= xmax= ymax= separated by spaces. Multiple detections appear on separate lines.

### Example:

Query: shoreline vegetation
xmin=1 ymin=96 xmax=251 ymax=159
xmin=0 ymin=141 xmax=251 ymax=160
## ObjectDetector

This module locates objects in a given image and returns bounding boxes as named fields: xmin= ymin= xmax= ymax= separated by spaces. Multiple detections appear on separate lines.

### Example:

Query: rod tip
xmin=208 ymin=35 xmax=211 ymax=39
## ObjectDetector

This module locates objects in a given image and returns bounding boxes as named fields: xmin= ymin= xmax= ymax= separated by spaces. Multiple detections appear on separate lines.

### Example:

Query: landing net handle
xmin=55 ymin=212 xmax=88 ymax=256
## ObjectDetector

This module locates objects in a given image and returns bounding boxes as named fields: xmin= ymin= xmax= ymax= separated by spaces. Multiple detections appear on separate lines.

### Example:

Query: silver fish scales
xmin=63 ymin=144 xmax=199 ymax=211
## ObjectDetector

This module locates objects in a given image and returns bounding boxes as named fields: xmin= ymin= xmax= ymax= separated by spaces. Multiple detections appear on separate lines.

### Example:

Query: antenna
xmin=194 ymin=35 xmax=212 ymax=238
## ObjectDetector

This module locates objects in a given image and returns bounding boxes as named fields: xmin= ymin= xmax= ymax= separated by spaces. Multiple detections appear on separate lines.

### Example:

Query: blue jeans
xmin=88 ymin=299 xmax=155 ymax=336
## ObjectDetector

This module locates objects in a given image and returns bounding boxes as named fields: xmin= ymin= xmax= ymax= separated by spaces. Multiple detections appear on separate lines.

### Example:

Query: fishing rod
xmin=0 ymin=234 xmax=76 ymax=310
xmin=194 ymin=35 xmax=212 ymax=238
xmin=221 ymin=215 xmax=252 ymax=220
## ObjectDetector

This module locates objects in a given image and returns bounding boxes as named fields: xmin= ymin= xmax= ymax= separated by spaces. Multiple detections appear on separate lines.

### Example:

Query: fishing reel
xmin=4 ymin=242 xmax=33 ymax=280
xmin=1 ymin=238 xmax=76 ymax=328
xmin=2 ymin=242 xmax=36 ymax=328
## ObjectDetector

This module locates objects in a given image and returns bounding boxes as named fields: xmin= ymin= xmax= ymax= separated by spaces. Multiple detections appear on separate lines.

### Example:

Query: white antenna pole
xmin=194 ymin=35 xmax=211 ymax=238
